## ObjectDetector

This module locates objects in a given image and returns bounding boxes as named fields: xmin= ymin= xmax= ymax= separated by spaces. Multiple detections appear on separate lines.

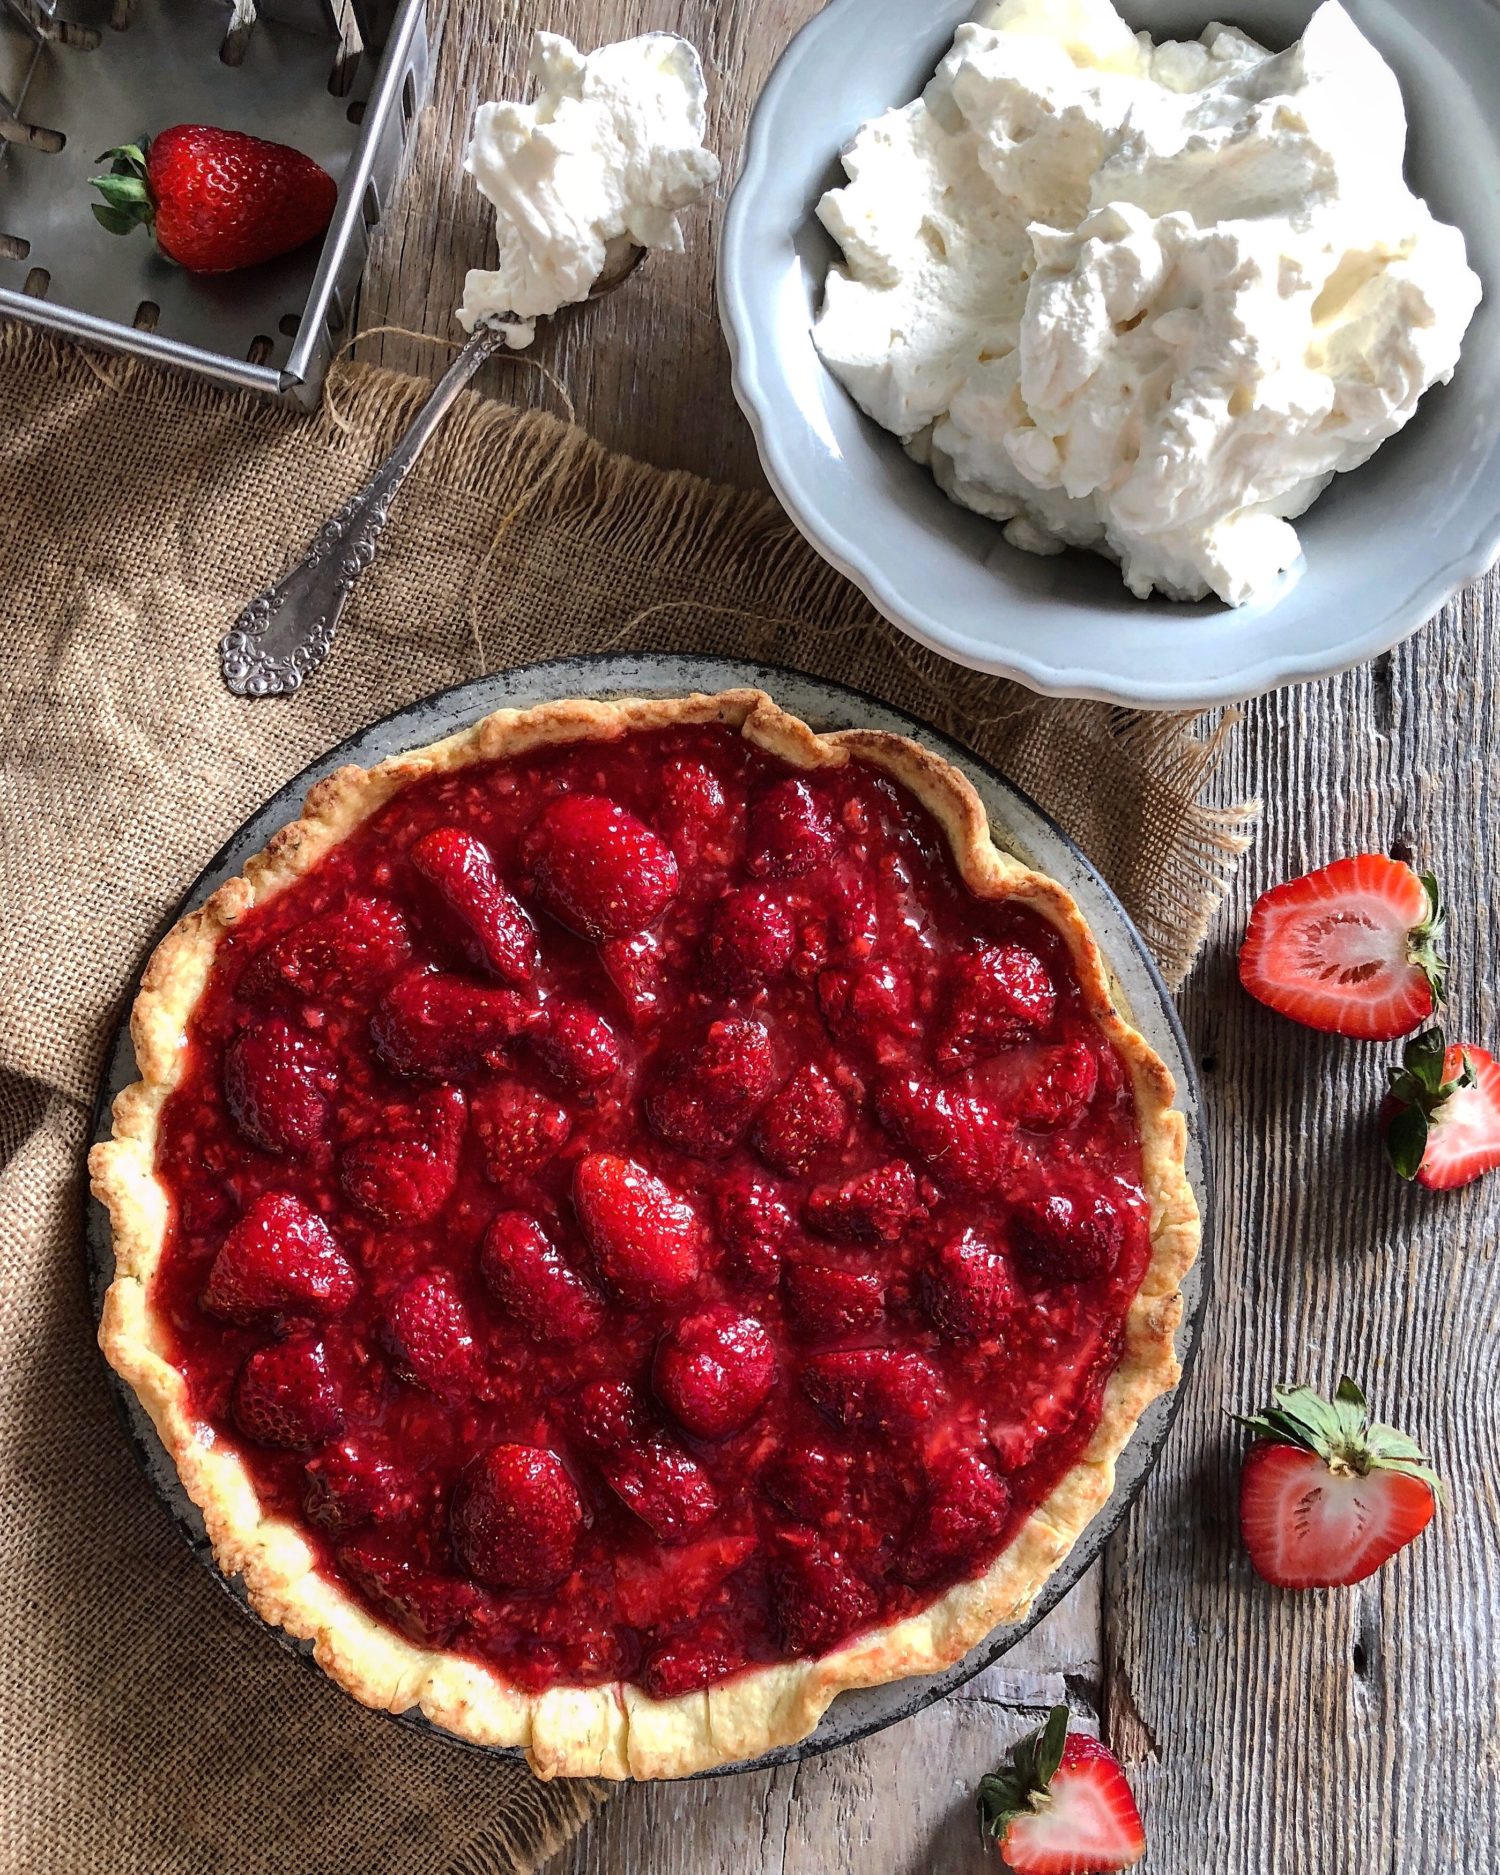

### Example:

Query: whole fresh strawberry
xmin=90 ymin=127 xmax=337 ymax=274
xmin=1237 ymin=1377 xmax=1439 ymax=1590
xmin=977 ymin=1705 xmax=1145 ymax=1872
xmin=1238 ymin=854 xmax=1445 ymax=1041
xmin=1382 ymin=1028 xmax=1500 ymax=1190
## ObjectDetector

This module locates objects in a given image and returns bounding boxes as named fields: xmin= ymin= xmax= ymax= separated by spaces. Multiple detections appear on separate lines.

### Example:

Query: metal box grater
xmin=0 ymin=0 xmax=428 ymax=405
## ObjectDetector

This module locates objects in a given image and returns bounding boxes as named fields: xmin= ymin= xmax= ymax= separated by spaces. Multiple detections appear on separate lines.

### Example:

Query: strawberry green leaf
xmin=87 ymin=149 xmax=155 ymax=241
xmin=89 ymin=174 xmax=150 ymax=207
xmin=976 ymin=1705 xmax=1071 ymax=1844
xmin=1384 ymin=1030 xmax=1480 ymax=1180
xmin=1235 ymin=1378 xmax=1442 ymax=1496
xmin=1384 ymin=1101 xmax=1429 ymax=1181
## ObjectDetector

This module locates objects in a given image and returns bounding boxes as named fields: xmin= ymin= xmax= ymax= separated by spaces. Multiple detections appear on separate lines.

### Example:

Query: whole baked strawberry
xmin=203 ymin=1191 xmax=357 ymax=1325
xmin=339 ymin=1086 xmax=466 ymax=1227
xmin=524 ymin=794 xmax=679 ymax=940
xmin=801 ymin=1347 xmax=944 ymax=1436
xmin=409 ymin=826 xmax=537 ymax=987
xmin=370 ymin=968 xmax=538 ymax=1079
xmin=747 ymin=778 xmax=835 ymax=878
xmin=875 ymin=1072 xmax=1016 ymax=1193
xmin=899 ymin=1449 xmax=1010 ymax=1587
xmin=713 ymin=1170 xmax=792 ymax=1291
xmin=303 ymin=1436 xmax=418 ymax=1536
xmin=471 ymin=1079 xmax=571 ymax=1187
xmin=573 ymin=1153 xmax=702 ymax=1304
xmin=640 ymin=1625 xmax=744 ymax=1701
xmin=753 ymin=1063 xmax=848 ymax=1175
xmin=1014 ymin=1041 xmax=1100 ymax=1132
xmin=232 ymin=1334 xmax=344 ymax=1451
xmin=652 ymin=1307 xmax=778 ymax=1438
xmin=782 ymin=1261 xmax=885 ymax=1341
xmin=1010 ymin=1187 xmax=1124 ymax=1286
xmin=529 ymin=999 xmax=622 ymax=1089
xmin=768 ymin=1532 xmax=875 ymax=1655
xmin=90 ymin=127 xmax=337 ymax=274
xmin=480 ymin=1211 xmax=605 ymax=1344
xmin=922 ymin=1228 xmax=1018 ymax=1343
xmin=240 ymin=895 xmax=411 ymax=1005
xmin=935 ymin=944 xmax=1056 ymax=1073
xmin=449 ymin=1443 xmax=583 ymax=1591
xmin=380 ymin=1271 xmax=477 ymax=1395
xmin=701 ymin=886 xmax=796 ymax=993
xmin=596 ymin=1433 xmax=718 ymax=1543
xmin=804 ymin=1158 xmax=923 ymax=1242
xmin=224 ymin=1017 xmax=336 ymax=1154
xmin=645 ymin=1017 xmax=776 ymax=1156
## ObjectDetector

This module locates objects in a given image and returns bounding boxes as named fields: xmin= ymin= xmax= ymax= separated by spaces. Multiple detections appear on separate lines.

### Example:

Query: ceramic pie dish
xmin=89 ymin=678 xmax=1201 ymax=1780
xmin=719 ymin=0 xmax=1500 ymax=707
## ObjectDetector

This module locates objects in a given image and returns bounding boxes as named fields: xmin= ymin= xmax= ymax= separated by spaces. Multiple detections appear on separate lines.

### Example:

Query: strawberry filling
xmin=148 ymin=723 xmax=1151 ymax=1698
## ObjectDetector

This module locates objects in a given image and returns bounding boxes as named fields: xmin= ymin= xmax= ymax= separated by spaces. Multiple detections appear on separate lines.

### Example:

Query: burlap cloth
xmin=0 ymin=323 xmax=1255 ymax=1874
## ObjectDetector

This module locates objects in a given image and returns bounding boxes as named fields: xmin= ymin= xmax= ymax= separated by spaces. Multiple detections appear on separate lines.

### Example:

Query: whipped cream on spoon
xmin=219 ymin=32 xmax=718 ymax=698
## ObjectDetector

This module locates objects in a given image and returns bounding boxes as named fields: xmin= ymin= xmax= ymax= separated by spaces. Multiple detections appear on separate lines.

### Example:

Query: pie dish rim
xmin=88 ymin=685 xmax=1200 ymax=1781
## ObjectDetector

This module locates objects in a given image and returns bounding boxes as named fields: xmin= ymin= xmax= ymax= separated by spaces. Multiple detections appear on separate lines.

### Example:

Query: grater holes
xmin=327 ymin=0 xmax=364 ymax=98
xmin=133 ymin=300 xmax=159 ymax=332
xmin=23 ymin=267 xmax=50 ymax=298
xmin=246 ymin=335 xmax=274 ymax=365
xmin=31 ymin=14 xmax=103 ymax=50
xmin=346 ymin=99 xmax=365 ymax=126
xmin=0 ymin=234 xmax=30 ymax=262
xmin=402 ymin=70 xmax=416 ymax=127
xmin=361 ymin=180 xmax=380 ymax=228
xmin=0 ymin=119 xmax=67 ymax=154
xmin=278 ymin=313 xmax=300 ymax=338
xmin=109 ymin=0 xmax=138 ymax=29
xmin=220 ymin=0 xmax=258 ymax=68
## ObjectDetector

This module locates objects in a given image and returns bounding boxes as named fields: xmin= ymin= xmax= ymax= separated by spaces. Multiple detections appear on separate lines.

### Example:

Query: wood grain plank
xmin=1104 ymin=582 xmax=1500 ymax=1872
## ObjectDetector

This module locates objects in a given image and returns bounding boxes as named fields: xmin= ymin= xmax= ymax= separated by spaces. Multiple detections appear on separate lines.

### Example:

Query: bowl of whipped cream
xmin=720 ymin=0 xmax=1500 ymax=706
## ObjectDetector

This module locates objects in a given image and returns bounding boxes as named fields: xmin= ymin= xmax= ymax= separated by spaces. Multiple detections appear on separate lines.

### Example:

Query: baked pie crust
xmin=90 ymin=689 xmax=1198 ymax=1780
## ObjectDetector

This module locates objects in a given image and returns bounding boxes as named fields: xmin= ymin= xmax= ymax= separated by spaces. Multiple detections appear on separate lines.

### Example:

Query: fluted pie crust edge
xmin=89 ymin=688 xmax=1200 ymax=1781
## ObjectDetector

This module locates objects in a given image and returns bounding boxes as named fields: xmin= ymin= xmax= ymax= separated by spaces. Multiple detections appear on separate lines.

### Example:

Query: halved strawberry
xmin=977 ymin=1706 xmax=1144 ymax=1873
xmin=1237 ymin=1377 xmax=1439 ymax=1589
xmin=1238 ymin=855 xmax=1445 ymax=1040
xmin=1382 ymin=1029 xmax=1500 ymax=1190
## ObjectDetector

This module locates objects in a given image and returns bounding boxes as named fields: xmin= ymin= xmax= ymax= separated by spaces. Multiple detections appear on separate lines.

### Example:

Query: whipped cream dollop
xmin=813 ymin=0 xmax=1481 ymax=605
xmin=459 ymin=32 xmax=720 ymax=348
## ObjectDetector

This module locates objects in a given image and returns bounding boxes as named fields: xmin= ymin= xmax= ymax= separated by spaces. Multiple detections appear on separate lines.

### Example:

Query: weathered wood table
xmin=358 ymin=4 xmax=1500 ymax=1868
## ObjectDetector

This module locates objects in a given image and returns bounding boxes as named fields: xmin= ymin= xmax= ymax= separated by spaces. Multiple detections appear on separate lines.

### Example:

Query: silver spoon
xmin=218 ymin=240 xmax=647 ymax=698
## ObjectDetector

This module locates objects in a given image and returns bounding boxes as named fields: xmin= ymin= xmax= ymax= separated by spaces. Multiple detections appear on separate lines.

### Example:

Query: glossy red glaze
xmin=150 ymin=723 xmax=1150 ymax=1698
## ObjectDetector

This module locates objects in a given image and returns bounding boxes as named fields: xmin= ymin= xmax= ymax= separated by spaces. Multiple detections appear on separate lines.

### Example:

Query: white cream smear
xmin=812 ymin=0 xmax=1481 ymax=604
xmin=459 ymin=32 xmax=720 ymax=348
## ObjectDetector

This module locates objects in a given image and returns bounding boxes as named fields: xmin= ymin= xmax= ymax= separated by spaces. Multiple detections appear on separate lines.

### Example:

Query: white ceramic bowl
xmin=719 ymin=0 xmax=1500 ymax=708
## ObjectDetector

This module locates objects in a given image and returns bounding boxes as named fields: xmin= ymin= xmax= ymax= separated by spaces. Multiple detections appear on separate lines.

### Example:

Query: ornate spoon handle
xmin=219 ymin=321 xmax=516 ymax=698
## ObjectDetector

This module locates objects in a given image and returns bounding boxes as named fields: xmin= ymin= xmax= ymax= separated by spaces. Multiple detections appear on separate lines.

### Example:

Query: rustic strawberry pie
xmin=91 ymin=690 xmax=1198 ymax=1779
